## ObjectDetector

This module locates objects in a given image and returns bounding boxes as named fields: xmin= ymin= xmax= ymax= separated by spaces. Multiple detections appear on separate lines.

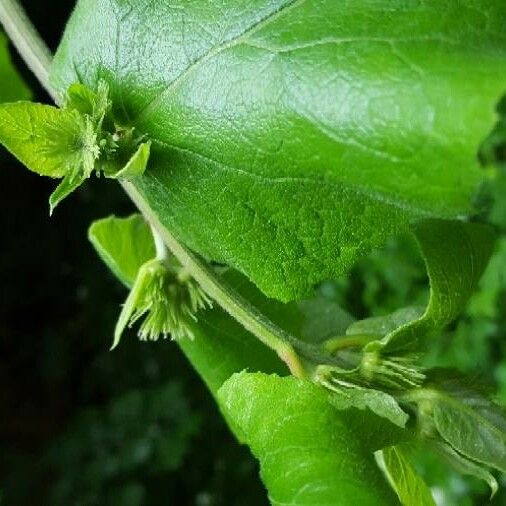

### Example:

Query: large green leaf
xmin=51 ymin=0 xmax=506 ymax=301
xmin=218 ymin=372 xmax=402 ymax=505
xmin=0 ymin=32 xmax=31 ymax=102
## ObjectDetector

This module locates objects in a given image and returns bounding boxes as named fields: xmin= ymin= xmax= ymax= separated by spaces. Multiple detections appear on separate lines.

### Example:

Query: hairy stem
xmin=0 ymin=0 xmax=325 ymax=377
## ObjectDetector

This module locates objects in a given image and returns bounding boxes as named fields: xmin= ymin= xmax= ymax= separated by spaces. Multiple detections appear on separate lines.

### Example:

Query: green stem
xmin=0 ymin=0 xmax=335 ymax=378
xmin=150 ymin=224 xmax=169 ymax=262
xmin=324 ymin=334 xmax=378 ymax=354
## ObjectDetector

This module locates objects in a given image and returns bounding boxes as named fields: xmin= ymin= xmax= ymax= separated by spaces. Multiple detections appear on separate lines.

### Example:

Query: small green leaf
xmin=432 ymin=400 xmax=506 ymax=474
xmin=49 ymin=172 xmax=86 ymax=215
xmin=366 ymin=220 xmax=495 ymax=354
xmin=88 ymin=214 xmax=156 ymax=287
xmin=347 ymin=306 xmax=424 ymax=340
xmin=414 ymin=378 xmax=506 ymax=474
xmin=327 ymin=382 xmax=409 ymax=428
xmin=0 ymin=32 xmax=31 ymax=102
xmin=66 ymin=80 xmax=111 ymax=123
xmin=432 ymin=441 xmax=498 ymax=498
xmin=218 ymin=372 xmax=403 ymax=506
xmin=0 ymin=102 xmax=85 ymax=177
xmin=375 ymin=445 xmax=435 ymax=506
xmin=108 ymin=141 xmax=151 ymax=180
xmin=66 ymin=82 xmax=97 ymax=115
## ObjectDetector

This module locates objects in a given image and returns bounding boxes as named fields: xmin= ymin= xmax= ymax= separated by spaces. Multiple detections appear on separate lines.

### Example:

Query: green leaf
xmin=432 ymin=441 xmax=498 ymax=498
xmin=364 ymin=220 xmax=495 ymax=354
xmin=108 ymin=141 xmax=151 ymax=180
xmin=49 ymin=172 xmax=86 ymax=215
xmin=413 ymin=377 xmax=506 ymax=475
xmin=0 ymin=102 xmax=86 ymax=178
xmin=88 ymin=214 xmax=156 ymax=288
xmin=347 ymin=306 xmax=424 ymax=340
xmin=432 ymin=397 xmax=506 ymax=474
xmin=375 ymin=445 xmax=435 ymax=506
xmin=66 ymin=81 xmax=111 ymax=123
xmin=297 ymin=297 xmax=354 ymax=345
xmin=328 ymin=384 xmax=409 ymax=428
xmin=0 ymin=32 xmax=31 ymax=102
xmin=51 ymin=0 xmax=506 ymax=301
xmin=218 ymin=372 xmax=402 ymax=506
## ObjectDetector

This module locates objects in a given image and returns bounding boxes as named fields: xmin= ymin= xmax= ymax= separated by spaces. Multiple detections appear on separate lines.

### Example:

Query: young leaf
xmin=0 ymin=79 xmax=150 ymax=212
xmin=66 ymin=81 xmax=111 ymax=123
xmin=347 ymin=306 xmax=424 ymax=340
xmin=88 ymin=214 xmax=156 ymax=288
xmin=412 ymin=378 xmax=506 ymax=475
xmin=364 ymin=220 xmax=495 ymax=354
xmin=0 ymin=102 xmax=85 ymax=178
xmin=49 ymin=171 xmax=86 ymax=215
xmin=218 ymin=372 xmax=404 ymax=506
xmin=107 ymin=140 xmax=151 ymax=180
xmin=0 ymin=32 xmax=31 ymax=102
xmin=375 ymin=445 xmax=435 ymax=506
xmin=326 ymin=382 xmax=409 ymax=428
xmin=432 ymin=441 xmax=498 ymax=498
xmin=52 ymin=0 xmax=506 ymax=301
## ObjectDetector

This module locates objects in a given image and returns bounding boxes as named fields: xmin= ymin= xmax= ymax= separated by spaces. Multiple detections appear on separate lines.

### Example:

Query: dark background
xmin=1 ymin=1 xmax=506 ymax=505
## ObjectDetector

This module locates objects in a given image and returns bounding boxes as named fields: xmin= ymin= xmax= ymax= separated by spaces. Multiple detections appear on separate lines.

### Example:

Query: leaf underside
xmin=51 ymin=0 xmax=506 ymax=301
